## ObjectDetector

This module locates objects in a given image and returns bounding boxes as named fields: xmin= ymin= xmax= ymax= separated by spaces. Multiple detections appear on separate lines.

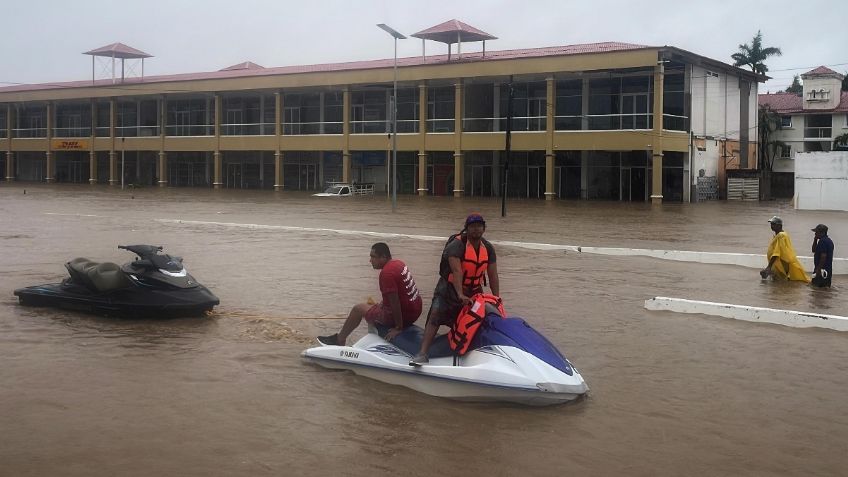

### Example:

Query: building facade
xmin=0 ymin=25 xmax=761 ymax=203
xmin=759 ymin=66 xmax=848 ymax=196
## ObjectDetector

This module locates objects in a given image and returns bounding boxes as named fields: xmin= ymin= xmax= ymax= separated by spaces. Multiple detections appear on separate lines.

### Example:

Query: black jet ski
xmin=14 ymin=245 xmax=219 ymax=318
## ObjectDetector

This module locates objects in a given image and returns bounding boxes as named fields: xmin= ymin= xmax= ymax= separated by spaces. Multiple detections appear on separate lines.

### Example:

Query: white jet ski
xmin=302 ymin=312 xmax=588 ymax=406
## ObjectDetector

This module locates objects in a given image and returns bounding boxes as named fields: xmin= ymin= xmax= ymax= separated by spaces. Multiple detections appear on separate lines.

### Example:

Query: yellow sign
xmin=51 ymin=139 xmax=89 ymax=150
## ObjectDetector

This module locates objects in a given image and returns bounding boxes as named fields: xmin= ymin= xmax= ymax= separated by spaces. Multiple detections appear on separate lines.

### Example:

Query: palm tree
xmin=732 ymin=31 xmax=782 ymax=75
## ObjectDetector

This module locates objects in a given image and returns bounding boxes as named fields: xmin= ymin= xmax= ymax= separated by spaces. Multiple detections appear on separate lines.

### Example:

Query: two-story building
xmin=759 ymin=66 xmax=848 ymax=196
xmin=0 ymin=20 xmax=761 ymax=203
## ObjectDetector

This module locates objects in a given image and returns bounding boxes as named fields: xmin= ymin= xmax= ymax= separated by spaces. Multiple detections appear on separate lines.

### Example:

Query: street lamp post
xmin=377 ymin=23 xmax=406 ymax=212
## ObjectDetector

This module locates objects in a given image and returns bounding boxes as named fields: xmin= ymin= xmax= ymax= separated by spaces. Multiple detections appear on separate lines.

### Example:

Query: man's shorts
xmin=426 ymin=280 xmax=481 ymax=327
xmin=364 ymin=302 xmax=421 ymax=326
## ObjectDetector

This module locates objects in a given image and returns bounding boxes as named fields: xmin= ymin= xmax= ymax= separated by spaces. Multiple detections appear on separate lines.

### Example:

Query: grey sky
xmin=2 ymin=0 xmax=845 ymax=93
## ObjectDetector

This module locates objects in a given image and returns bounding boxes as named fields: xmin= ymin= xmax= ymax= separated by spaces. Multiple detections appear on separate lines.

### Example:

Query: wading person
xmin=318 ymin=243 xmax=422 ymax=346
xmin=811 ymin=224 xmax=834 ymax=288
xmin=760 ymin=216 xmax=810 ymax=283
xmin=410 ymin=213 xmax=500 ymax=365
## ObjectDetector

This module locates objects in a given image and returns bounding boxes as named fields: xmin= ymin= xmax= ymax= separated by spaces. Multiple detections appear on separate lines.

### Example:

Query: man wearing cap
xmin=811 ymin=224 xmax=834 ymax=288
xmin=410 ymin=213 xmax=499 ymax=365
xmin=760 ymin=216 xmax=810 ymax=283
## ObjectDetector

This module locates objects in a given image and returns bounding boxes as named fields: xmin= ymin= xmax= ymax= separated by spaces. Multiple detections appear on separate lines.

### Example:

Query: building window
xmin=807 ymin=89 xmax=829 ymax=102
xmin=780 ymin=145 xmax=792 ymax=159
xmin=780 ymin=116 xmax=792 ymax=128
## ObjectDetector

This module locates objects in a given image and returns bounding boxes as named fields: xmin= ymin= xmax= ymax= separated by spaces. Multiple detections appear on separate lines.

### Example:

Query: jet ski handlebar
xmin=118 ymin=245 xmax=163 ymax=259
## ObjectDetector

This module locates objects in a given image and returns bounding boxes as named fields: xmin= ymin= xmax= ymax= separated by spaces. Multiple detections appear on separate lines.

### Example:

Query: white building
xmin=759 ymin=66 xmax=848 ymax=196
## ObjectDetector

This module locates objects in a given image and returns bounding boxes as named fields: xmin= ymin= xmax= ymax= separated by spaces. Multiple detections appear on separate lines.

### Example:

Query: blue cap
xmin=465 ymin=213 xmax=485 ymax=226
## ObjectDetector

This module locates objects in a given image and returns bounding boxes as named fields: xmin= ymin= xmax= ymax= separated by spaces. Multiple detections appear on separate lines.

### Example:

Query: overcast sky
xmin=2 ymin=0 xmax=845 ymax=93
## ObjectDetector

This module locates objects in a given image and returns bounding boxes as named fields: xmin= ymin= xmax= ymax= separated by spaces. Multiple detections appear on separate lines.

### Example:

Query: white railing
xmin=804 ymin=127 xmax=832 ymax=139
xmin=221 ymin=122 xmax=276 ymax=136
xmin=12 ymin=128 xmax=47 ymax=138
xmin=426 ymin=118 xmax=454 ymax=132
xmin=52 ymin=127 xmax=91 ymax=138
xmin=284 ymin=121 xmax=344 ymax=135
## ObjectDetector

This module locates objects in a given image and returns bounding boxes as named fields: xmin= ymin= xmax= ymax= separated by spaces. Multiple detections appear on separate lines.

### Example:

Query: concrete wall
xmin=795 ymin=151 xmax=848 ymax=211
xmin=691 ymin=66 xmax=748 ymax=141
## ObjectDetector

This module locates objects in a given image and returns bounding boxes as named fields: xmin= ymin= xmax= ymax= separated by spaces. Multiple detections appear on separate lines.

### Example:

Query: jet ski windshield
xmin=119 ymin=244 xmax=184 ymax=272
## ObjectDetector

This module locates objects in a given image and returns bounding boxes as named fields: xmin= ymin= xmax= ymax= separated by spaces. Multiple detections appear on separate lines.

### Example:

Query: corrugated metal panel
xmin=727 ymin=177 xmax=759 ymax=201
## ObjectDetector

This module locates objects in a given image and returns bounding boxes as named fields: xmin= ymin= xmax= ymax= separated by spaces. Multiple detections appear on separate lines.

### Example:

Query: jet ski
xmin=302 ymin=312 xmax=588 ymax=406
xmin=14 ymin=245 xmax=219 ymax=318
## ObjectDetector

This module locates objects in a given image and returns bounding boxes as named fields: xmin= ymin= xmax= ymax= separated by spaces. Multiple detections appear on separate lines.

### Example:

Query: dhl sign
xmin=51 ymin=140 xmax=89 ymax=150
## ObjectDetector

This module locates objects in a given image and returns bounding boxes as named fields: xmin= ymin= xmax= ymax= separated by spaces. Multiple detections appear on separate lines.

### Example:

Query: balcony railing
xmin=662 ymin=114 xmax=688 ymax=132
xmin=804 ymin=127 xmax=832 ymax=139
xmin=165 ymin=124 xmax=214 ymax=136
xmin=283 ymin=121 xmax=343 ymax=135
xmin=463 ymin=116 xmax=547 ymax=132
xmin=52 ymin=127 xmax=91 ymax=138
xmin=116 ymin=125 xmax=160 ymax=137
xmin=221 ymin=122 xmax=276 ymax=136
xmin=427 ymin=118 xmax=454 ymax=133
xmin=13 ymin=128 xmax=47 ymax=138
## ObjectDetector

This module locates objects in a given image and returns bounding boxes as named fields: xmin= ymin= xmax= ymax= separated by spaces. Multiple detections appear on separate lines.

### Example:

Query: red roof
xmin=0 ymin=41 xmax=647 ymax=94
xmin=220 ymin=61 xmax=265 ymax=71
xmin=802 ymin=65 xmax=842 ymax=77
xmin=759 ymin=91 xmax=848 ymax=113
xmin=412 ymin=19 xmax=497 ymax=43
xmin=83 ymin=42 xmax=152 ymax=59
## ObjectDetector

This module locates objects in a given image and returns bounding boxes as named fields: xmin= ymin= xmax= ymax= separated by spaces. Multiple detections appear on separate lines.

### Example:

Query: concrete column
xmin=343 ymin=88 xmax=351 ymax=183
xmin=580 ymin=151 xmax=589 ymax=199
xmin=453 ymin=152 xmax=463 ymax=197
xmin=545 ymin=77 xmax=556 ymax=200
xmin=453 ymin=80 xmax=463 ymax=197
xmin=545 ymin=153 xmax=555 ymax=200
xmin=651 ymin=63 xmax=665 ymax=204
xmin=213 ymin=151 xmax=222 ymax=189
xmin=46 ymin=102 xmax=54 ymax=182
xmin=417 ymin=152 xmax=427 ymax=195
xmin=89 ymin=150 xmax=97 ymax=184
xmin=343 ymin=152 xmax=351 ymax=183
xmin=581 ymin=78 xmax=590 ymax=131
xmin=158 ymin=151 xmax=167 ymax=187
xmin=274 ymin=151 xmax=283 ymax=190
xmin=109 ymin=151 xmax=117 ymax=185
xmin=5 ymin=152 xmax=14 ymax=181
xmin=45 ymin=151 xmax=54 ymax=183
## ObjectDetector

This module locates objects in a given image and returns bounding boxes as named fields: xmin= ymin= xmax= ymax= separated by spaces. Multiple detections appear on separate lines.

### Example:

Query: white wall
xmin=795 ymin=151 xmax=848 ymax=211
xmin=690 ymin=65 xmax=754 ymax=143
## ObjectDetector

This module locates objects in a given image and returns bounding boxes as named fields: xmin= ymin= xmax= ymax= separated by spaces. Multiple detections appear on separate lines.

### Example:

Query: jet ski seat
xmin=373 ymin=323 xmax=453 ymax=358
xmin=66 ymin=258 xmax=132 ymax=292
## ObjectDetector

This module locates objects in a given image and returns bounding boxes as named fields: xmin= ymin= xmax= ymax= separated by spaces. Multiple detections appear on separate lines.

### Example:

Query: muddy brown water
xmin=1 ymin=184 xmax=847 ymax=476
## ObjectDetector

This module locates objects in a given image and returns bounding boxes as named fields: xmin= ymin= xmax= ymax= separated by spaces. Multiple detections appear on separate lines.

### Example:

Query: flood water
xmin=1 ymin=183 xmax=847 ymax=476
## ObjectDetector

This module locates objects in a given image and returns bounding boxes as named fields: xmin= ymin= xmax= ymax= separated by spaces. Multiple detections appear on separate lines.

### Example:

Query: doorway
xmin=470 ymin=165 xmax=492 ymax=196
xmin=528 ymin=165 xmax=544 ymax=198
xmin=226 ymin=163 xmax=243 ymax=188
xmin=620 ymin=167 xmax=647 ymax=201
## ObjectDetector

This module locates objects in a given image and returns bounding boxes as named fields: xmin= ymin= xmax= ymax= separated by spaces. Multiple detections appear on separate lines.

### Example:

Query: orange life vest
xmin=448 ymin=293 xmax=506 ymax=355
xmin=447 ymin=239 xmax=489 ymax=293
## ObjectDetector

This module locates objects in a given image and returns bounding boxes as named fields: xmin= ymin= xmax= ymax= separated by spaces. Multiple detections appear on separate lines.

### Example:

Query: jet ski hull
xmin=14 ymin=282 xmax=219 ymax=318
xmin=302 ymin=322 xmax=588 ymax=406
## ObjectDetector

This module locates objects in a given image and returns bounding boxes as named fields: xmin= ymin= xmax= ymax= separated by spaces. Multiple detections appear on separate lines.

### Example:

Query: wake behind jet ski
xmin=14 ymin=245 xmax=219 ymax=318
xmin=302 ymin=311 xmax=588 ymax=406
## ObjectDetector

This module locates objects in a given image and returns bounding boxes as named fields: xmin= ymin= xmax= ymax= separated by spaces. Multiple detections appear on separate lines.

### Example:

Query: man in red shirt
xmin=318 ymin=242 xmax=422 ymax=346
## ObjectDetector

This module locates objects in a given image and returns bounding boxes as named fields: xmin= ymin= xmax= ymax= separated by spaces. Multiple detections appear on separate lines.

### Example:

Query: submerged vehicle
xmin=312 ymin=182 xmax=375 ymax=197
xmin=14 ymin=245 xmax=219 ymax=318
xmin=302 ymin=311 xmax=588 ymax=406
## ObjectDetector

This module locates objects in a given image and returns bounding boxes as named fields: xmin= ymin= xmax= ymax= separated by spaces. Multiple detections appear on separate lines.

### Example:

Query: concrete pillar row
xmin=453 ymin=152 xmax=463 ymax=197
xmin=453 ymin=80 xmax=463 ymax=197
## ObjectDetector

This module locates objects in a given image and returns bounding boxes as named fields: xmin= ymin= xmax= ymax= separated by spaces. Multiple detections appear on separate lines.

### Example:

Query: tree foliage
xmin=732 ymin=30 xmax=782 ymax=75
xmin=758 ymin=105 xmax=786 ymax=172
xmin=835 ymin=132 xmax=848 ymax=151
xmin=785 ymin=75 xmax=802 ymax=95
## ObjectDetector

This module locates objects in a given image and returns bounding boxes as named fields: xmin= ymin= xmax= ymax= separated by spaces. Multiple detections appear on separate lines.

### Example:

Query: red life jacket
xmin=447 ymin=238 xmax=489 ymax=293
xmin=448 ymin=293 xmax=506 ymax=355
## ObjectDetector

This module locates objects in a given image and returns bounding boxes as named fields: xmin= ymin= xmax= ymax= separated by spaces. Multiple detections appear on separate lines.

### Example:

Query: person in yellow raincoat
xmin=760 ymin=216 xmax=810 ymax=282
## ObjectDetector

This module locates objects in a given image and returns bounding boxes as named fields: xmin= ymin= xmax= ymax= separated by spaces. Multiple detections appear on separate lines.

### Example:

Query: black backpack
xmin=438 ymin=231 xmax=466 ymax=280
